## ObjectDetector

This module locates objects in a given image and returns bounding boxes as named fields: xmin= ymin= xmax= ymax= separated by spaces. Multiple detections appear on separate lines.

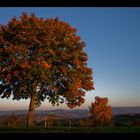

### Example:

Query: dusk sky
xmin=0 ymin=7 xmax=140 ymax=110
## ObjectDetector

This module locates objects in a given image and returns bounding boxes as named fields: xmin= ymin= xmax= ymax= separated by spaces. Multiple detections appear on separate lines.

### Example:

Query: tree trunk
xmin=27 ymin=94 xmax=35 ymax=127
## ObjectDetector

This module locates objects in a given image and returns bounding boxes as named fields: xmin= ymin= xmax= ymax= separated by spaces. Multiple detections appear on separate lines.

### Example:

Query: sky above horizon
xmin=0 ymin=7 xmax=140 ymax=111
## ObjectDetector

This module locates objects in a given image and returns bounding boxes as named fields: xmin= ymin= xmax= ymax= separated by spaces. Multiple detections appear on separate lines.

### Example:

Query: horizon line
xmin=0 ymin=106 xmax=140 ymax=111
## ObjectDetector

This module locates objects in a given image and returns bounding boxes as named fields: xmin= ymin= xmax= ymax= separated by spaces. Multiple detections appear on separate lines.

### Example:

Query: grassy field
xmin=0 ymin=125 xmax=140 ymax=133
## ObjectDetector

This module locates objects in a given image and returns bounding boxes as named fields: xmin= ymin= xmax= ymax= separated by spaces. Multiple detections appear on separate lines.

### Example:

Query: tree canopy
xmin=0 ymin=12 xmax=94 ymax=110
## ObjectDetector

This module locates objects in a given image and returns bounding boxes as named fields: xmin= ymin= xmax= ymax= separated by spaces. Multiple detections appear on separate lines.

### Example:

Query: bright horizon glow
xmin=0 ymin=7 xmax=140 ymax=110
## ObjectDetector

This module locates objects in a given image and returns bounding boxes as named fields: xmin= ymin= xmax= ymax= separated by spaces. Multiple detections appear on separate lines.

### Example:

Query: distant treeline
xmin=0 ymin=107 xmax=140 ymax=116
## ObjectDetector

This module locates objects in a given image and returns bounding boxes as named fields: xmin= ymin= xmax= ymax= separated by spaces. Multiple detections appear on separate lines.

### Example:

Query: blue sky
xmin=0 ymin=7 xmax=140 ymax=110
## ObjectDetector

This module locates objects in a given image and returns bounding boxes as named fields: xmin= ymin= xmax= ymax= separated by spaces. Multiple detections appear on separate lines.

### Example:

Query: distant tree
xmin=80 ymin=119 xmax=92 ymax=128
xmin=0 ymin=12 xmax=95 ymax=127
xmin=7 ymin=113 xmax=21 ymax=127
xmin=134 ymin=119 xmax=140 ymax=126
xmin=89 ymin=96 xmax=112 ymax=127
xmin=45 ymin=114 xmax=60 ymax=128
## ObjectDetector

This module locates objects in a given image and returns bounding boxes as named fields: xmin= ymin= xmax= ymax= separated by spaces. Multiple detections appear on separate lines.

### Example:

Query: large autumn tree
xmin=0 ymin=13 xmax=94 ymax=127
xmin=89 ymin=96 xmax=112 ymax=127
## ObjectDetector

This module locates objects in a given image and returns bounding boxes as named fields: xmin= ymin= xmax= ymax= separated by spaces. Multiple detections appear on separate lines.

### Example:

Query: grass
xmin=0 ymin=125 xmax=140 ymax=133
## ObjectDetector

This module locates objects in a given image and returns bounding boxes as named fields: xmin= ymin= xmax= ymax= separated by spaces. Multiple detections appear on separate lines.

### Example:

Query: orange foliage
xmin=13 ymin=70 xmax=19 ymax=76
xmin=89 ymin=96 xmax=112 ymax=127
xmin=6 ymin=74 xmax=11 ymax=80
xmin=41 ymin=61 xmax=51 ymax=69
xmin=21 ymin=61 xmax=30 ymax=69
xmin=0 ymin=12 xmax=94 ymax=112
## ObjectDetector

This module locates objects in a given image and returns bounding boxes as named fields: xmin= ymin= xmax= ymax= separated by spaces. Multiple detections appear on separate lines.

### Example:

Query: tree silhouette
xmin=89 ymin=96 xmax=112 ymax=127
xmin=0 ymin=13 xmax=94 ymax=127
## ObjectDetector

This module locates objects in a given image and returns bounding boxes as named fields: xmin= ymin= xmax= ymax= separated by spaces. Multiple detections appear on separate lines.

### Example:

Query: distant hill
xmin=0 ymin=107 xmax=140 ymax=119
xmin=0 ymin=110 xmax=28 ymax=116
xmin=112 ymin=107 xmax=140 ymax=115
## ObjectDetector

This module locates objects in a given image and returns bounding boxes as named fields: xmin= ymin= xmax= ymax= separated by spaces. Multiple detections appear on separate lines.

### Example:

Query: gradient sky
xmin=0 ymin=7 xmax=140 ymax=110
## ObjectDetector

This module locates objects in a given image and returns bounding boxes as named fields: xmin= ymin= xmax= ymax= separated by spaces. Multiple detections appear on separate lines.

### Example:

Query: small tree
xmin=0 ymin=13 xmax=95 ymax=127
xmin=89 ymin=96 xmax=112 ymax=127
xmin=45 ymin=114 xmax=60 ymax=128
xmin=80 ymin=119 xmax=92 ymax=128
xmin=7 ymin=113 xmax=22 ymax=127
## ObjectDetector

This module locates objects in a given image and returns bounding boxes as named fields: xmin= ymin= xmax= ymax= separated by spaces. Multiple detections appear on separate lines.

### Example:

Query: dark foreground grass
xmin=0 ymin=125 xmax=140 ymax=133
